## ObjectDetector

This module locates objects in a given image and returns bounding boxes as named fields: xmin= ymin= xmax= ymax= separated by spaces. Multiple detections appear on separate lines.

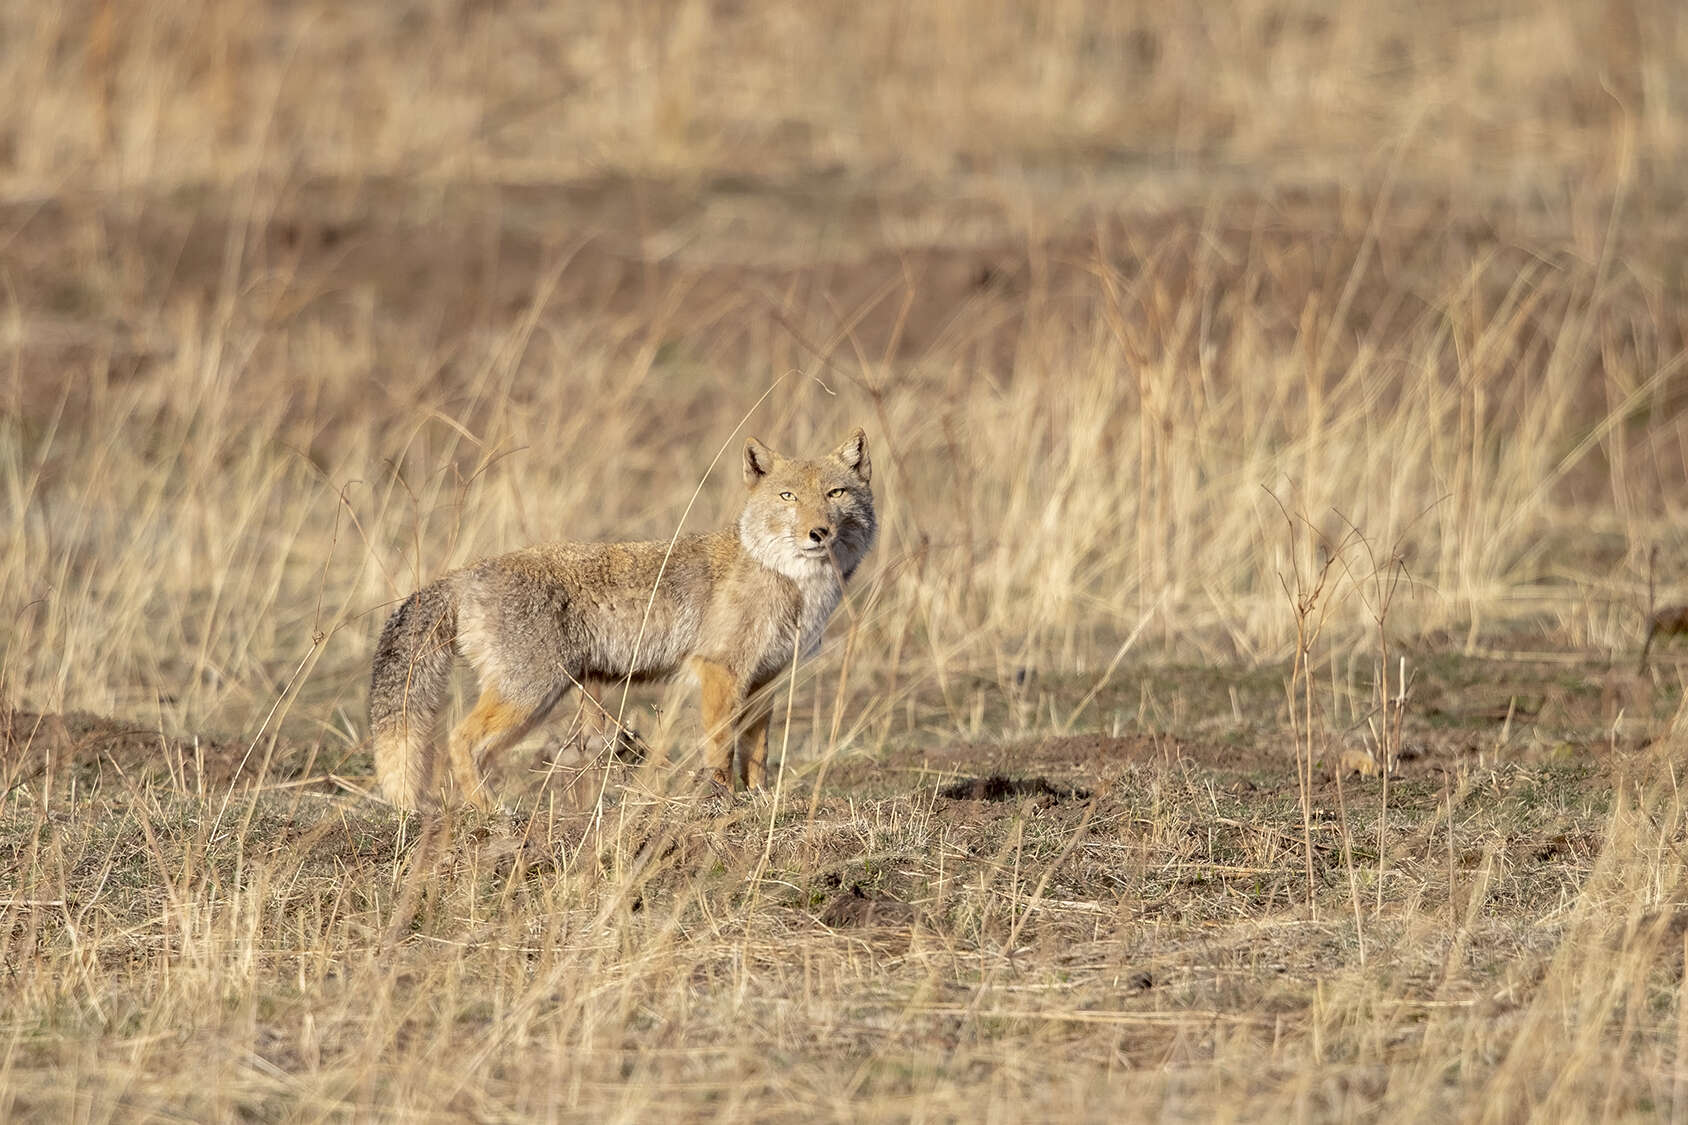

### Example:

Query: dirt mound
xmin=921 ymin=732 xmax=1233 ymax=775
xmin=936 ymin=774 xmax=1089 ymax=803
xmin=817 ymin=886 xmax=920 ymax=930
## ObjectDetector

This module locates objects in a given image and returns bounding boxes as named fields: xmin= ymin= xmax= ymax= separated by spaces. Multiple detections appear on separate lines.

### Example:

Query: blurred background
xmin=3 ymin=0 xmax=1687 ymax=745
xmin=7 ymin=1 xmax=1680 ymax=188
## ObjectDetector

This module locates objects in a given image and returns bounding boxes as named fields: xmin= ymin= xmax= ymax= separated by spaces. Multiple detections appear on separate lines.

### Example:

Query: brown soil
xmin=4 ymin=176 xmax=1648 ymax=446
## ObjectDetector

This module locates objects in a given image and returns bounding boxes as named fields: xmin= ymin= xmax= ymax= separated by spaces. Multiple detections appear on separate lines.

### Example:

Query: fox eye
xmin=827 ymin=488 xmax=848 ymax=498
xmin=779 ymin=491 xmax=796 ymax=501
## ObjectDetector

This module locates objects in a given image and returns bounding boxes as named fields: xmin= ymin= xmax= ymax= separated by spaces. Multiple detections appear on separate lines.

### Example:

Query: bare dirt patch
xmin=1 ymin=707 xmax=336 ymax=796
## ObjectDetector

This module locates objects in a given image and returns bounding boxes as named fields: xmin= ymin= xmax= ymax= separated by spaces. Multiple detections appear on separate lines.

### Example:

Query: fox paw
xmin=608 ymin=728 xmax=649 ymax=763
xmin=692 ymin=768 xmax=736 ymax=800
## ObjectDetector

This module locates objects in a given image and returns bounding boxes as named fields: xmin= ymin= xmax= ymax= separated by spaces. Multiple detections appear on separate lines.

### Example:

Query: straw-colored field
xmin=5 ymin=1 xmax=1688 ymax=1119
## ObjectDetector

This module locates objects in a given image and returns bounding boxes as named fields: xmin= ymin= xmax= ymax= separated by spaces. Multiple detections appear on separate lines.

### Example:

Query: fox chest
xmin=794 ymin=578 xmax=843 ymax=658
xmin=738 ymin=572 xmax=843 ymax=679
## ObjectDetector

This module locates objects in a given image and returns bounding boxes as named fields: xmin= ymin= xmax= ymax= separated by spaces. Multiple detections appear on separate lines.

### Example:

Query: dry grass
xmin=6 ymin=0 xmax=1688 ymax=1120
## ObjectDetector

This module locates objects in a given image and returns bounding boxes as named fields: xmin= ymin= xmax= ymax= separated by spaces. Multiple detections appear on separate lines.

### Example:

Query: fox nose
xmin=808 ymin=526 xmax=833 ymax=546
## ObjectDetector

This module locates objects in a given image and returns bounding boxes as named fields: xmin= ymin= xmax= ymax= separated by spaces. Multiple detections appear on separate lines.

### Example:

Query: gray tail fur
xmin=369 ymin=580 xmax=458 ymax=809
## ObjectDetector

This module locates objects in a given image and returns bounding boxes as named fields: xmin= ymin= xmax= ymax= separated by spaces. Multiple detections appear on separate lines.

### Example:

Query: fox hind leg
xmin=576 ymin=680 xmax=648 ymax=762
xmin=447 ymin=684 xmax=563 ymax=811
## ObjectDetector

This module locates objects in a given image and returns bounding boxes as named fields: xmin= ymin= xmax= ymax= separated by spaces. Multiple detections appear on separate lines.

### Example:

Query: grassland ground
xmin=5 ymin=642 xmax=1688 ymax=1119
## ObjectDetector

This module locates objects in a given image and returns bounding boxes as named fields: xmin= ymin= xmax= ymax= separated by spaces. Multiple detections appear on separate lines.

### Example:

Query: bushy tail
xmin=369 ymin=580 xmax=458 ymax=809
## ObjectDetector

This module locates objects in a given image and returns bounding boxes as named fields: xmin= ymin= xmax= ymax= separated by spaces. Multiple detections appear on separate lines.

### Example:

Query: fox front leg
xmin=694 ymin=658 xmax=746 ymax=793
xmin=739 ymin=697 xmax=773 ymax=790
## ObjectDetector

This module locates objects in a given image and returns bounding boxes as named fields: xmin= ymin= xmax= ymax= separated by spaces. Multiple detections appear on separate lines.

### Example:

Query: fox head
xmin=738 ymin=428 xmax=877 ymax=581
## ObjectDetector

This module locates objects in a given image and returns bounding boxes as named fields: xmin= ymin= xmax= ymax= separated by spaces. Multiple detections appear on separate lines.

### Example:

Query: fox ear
xmin=834 ymin=427 xmax=870 ymax=483
xmin=744 ymin=437 xmax=778 ymax=485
